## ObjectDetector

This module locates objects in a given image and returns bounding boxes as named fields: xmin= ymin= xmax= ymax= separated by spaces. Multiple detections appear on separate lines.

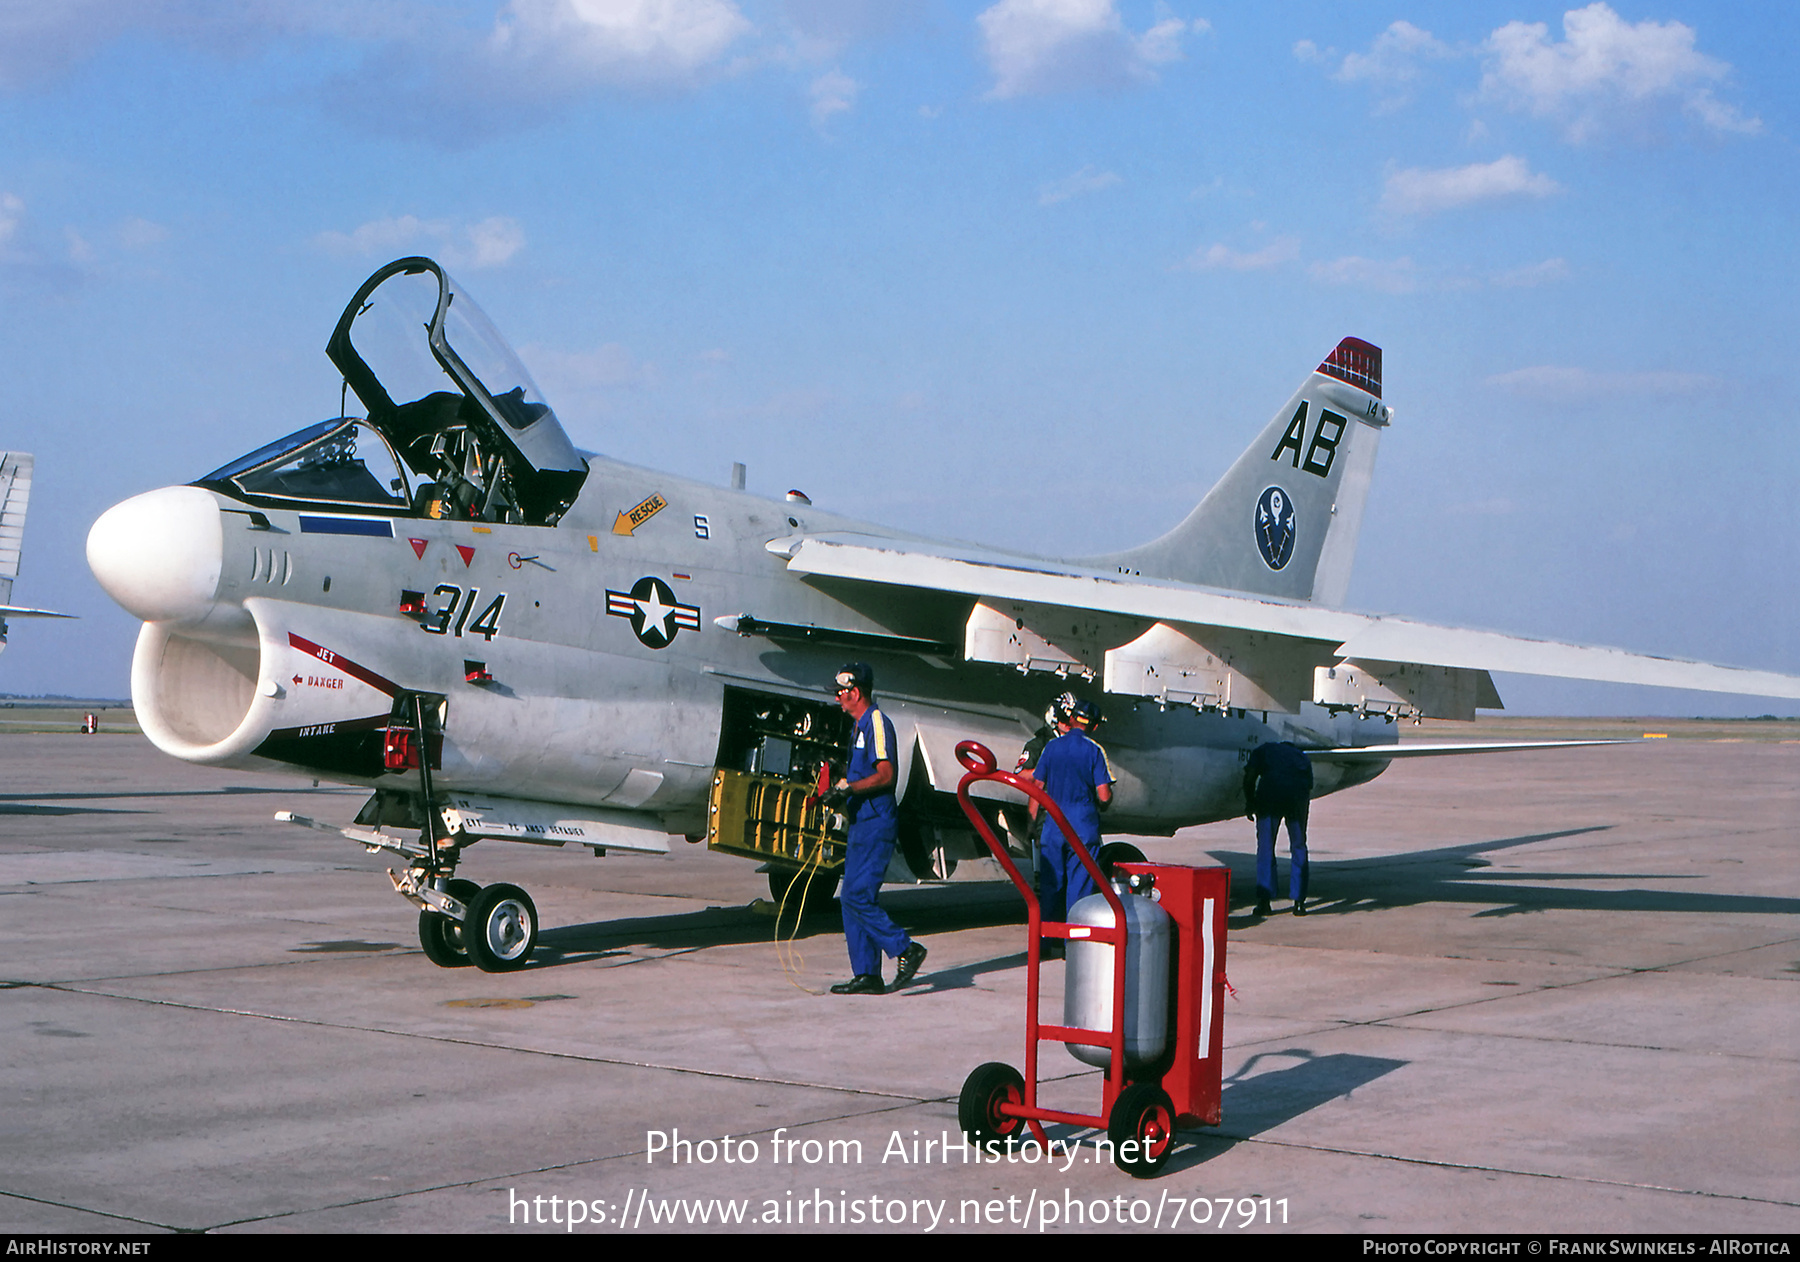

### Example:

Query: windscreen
xmin=200 ymin=421 xmax=410 ymax=511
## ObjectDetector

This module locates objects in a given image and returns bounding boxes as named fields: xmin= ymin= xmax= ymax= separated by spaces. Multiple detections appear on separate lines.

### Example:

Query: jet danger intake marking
xmin=606 ymin=576 xmax=700 ymax=649
xmin=1256 ymin=486 xmax=1296 ymax=571
xmin=287 ymin=632 xmax=400 ymax=695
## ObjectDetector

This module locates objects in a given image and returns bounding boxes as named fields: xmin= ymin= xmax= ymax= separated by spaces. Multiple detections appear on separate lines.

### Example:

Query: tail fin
xmin=1088 ymin=338 xmax=1390 ymax=606
xmin=0 ymin=451 xmax=32 ymax=612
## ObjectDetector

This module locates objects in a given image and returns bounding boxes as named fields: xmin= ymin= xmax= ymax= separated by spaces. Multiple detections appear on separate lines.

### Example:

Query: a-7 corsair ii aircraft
xmin=86 ymin=257 xmax=1800 ymax=972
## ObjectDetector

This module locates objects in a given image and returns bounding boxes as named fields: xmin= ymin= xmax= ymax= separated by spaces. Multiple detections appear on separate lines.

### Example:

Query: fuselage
xmin=88 ymin=447 xmax=1397 ymax=841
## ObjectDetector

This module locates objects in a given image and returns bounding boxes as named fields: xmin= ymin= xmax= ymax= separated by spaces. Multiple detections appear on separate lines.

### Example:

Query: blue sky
xmin=1 ymin=0 xmax=1794 ymax=714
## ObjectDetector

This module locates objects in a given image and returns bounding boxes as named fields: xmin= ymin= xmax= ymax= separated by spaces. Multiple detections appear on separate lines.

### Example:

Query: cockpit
xmin=193 ymin=258 xmax=588 ymax=527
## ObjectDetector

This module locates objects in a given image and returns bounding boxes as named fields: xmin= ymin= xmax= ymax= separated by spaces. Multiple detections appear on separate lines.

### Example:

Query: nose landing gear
xmin=461 ymin=882 xmax=539 ymax=972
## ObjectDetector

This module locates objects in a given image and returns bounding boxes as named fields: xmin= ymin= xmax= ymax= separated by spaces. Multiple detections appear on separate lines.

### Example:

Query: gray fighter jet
xmin=85 ymin=257 xmax=1800 ymax=971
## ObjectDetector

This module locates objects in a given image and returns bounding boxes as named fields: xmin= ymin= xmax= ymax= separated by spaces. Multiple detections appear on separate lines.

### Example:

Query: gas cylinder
xmin=1063 ymin=877 xmax=1173 ymax=1068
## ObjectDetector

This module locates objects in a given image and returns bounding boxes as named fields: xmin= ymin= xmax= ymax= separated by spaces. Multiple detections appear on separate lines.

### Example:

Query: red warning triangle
xmin=408 ymin=539 xmax=428 ymax=559
xmin=455 ymin=545 xmax=476 ymax=567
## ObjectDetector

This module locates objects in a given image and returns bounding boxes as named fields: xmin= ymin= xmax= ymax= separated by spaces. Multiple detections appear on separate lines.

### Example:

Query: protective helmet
xmin=1045 ymin=691 xmax=1077 ymax=728
xmin=1069 ymin=699 xmax=1101 ymax=731
xmin=833 ymin=662 xmax=874 ymax=697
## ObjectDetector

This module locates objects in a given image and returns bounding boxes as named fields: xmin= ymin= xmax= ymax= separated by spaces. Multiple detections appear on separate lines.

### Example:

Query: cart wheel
xmin=1097 ymin=842 xmax=1146 ymax=880
xmin=958 ymin=1062 xmax=1026 ymax=1145
xmin=1108 ymin=1082 xmax=1176 ymax=1178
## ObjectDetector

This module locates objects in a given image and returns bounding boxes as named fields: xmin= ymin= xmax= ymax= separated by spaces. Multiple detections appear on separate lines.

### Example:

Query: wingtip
xmin=1319 ymin=337 xmax=1382 ymax=399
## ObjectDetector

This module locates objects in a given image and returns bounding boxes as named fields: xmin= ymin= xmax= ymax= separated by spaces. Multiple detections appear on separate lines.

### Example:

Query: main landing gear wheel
xmin=768 ymin=867 xmax=839 ymax=919
xmin=418 ymin=878 xmax=483 ymax=968
xmin=464 ymin=883 xmax=539 ymax=973
xmin=1108 ymin=1081 xmax=1176 ymax=1178
xmin=958 ymin=1061 xmax=1026 ymax=1146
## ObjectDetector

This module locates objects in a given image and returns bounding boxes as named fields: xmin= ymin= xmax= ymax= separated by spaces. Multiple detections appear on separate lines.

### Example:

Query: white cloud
xmin=0 ymin=1 xmax=424 ymax=91
xmin=462 ymin=216 xmax=526 ymax=268
xmin=1186 ymin=236 xmax=1299 ymax=272
xmin=314 ymin=215 xmax=525 ymax=270
xmin=1485 ymin=365 xmax=1717 ymax=398
xmin=1481 ymin=2 xmax=1760 ymax=141
xmin=1491 ymin=257 xmax=1569 ymax=288
xmin=0 ymin=191 xmax=83 ymax=291
xmin=490 ymin=0 xmax=752 ymax=86
xmin=1334 ymin=20 xmax=1453 ymax=85
xmin=1380 ymin=155 xmax=1560 ymax=216
xmin=525 ymin=341 xmax=659 ymax=393
xmin=1295 ymin=21 xmax=1455 ymax=112
xmin=809 ymin=67 xmax=858 ymax=125
xmin=977 ymin=0 xmax=1205 ymax=99
xmin=1308 ymin=255 xmax=1418 ymax=295
xmin=117 ymin=217 xmax=170 ymax=249
xmin=0 ymin=193 xmax=23 ymax=247
xmin=779 ymin=0 xmax=925 ymax=59
xmin=1038 ymin=165 xmax=1120 ymax=206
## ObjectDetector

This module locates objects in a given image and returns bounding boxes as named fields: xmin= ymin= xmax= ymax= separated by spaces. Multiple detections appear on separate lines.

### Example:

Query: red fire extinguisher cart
xmin=952 ymin=740 xmax=1230 ymax=1177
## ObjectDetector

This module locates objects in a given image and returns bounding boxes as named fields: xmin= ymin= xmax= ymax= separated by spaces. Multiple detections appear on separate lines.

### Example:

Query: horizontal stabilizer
xmin=0 ymin=605 xmax=76 ymax=619
xmin=1306 ymin=739 xmax=1636 ymax=761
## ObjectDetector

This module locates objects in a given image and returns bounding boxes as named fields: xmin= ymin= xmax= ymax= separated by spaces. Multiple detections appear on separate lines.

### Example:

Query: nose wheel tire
xmin=958 ymin=1061 xmax=1026 ymax=1146
xmin=464 ymin=883 xmax=539 ymax=972
xmin=1108 ymin=1082 xmax=1177 ymax=1177
xmin=418 ymin=878 xmax=483 ymax=968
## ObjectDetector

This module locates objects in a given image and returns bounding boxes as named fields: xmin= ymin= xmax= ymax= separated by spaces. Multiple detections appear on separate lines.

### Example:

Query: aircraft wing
xmin=775 ymin=533 xmax=1366 ymax=640
xmin=772 ymin=532 xmax=1800 ymax=714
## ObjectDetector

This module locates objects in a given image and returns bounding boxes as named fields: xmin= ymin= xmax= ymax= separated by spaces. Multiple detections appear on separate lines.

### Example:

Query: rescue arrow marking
xmin=455 ymin=545 xmax=476 ymax=567
xmin=613 ymin=493 xmax=667 ymax=537
xmin=408 ymin=538 xmax=428 ymax=560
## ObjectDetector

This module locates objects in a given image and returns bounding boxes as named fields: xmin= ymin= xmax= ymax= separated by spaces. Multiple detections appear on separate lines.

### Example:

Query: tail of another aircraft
xmin=0 ymin=451 xmax=72 ymax=652
xmin=1088 ymin=338 xmax=1391 ymax=607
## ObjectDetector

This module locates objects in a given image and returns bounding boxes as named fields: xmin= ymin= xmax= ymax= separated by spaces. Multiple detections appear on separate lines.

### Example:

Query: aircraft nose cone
xmin=87 ymin=486 xmax=225 ymax=623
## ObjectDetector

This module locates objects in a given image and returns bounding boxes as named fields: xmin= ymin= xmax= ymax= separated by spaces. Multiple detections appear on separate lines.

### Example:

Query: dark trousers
xmin=1255 ymin=806 xmax=1309 ymax=903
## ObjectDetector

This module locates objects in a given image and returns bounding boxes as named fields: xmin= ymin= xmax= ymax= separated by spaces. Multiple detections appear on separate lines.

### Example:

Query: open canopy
xmin=322 ymin=257 xmax=587 ymax=525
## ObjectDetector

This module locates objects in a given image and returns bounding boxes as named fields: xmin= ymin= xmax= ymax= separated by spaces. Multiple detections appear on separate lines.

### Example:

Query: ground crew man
xmin=1031 ymin=699 xmax=1114 ymax=951
xmin=826 ymin=663 xmax=927 ymax=995
xmin=1015 ymin=692 xmax=1076 ymax=846
xmin=1243 ymin=739 xmax=1314 ymax=916
xmin=1015 ymin=692 xmax=1077 ymax=777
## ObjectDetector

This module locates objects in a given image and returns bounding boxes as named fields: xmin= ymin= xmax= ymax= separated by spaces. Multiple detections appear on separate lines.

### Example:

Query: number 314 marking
xmin=421 ymin=585 xmax=506 ymax=640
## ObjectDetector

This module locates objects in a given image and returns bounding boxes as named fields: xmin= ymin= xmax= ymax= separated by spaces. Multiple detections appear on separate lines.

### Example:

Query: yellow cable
xmin=774 ymin=836 xmax=831 ymax=995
